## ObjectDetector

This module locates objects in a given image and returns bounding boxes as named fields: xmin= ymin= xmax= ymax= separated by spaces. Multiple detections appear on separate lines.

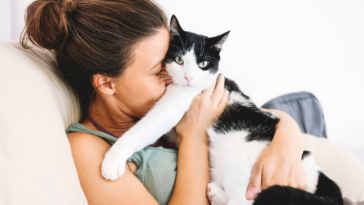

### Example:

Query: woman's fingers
xmin=246 ymin=162 xmax=262 ymax=200
xmin=211 ymin=75 xmax=226 ymax=107
xmin=216 ymin=90 xmax=229 ymax=116
xmin=202 ymin=80 xmax=216 ymax=100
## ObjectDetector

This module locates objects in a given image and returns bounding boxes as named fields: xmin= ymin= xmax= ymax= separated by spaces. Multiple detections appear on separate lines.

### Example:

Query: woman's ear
xmin=92 ymin=74 xmax=116 ymax=96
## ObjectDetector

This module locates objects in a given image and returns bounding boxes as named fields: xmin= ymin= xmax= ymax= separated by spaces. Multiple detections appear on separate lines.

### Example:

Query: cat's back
xmin=212 ymin=77 xmax=279 ymax=141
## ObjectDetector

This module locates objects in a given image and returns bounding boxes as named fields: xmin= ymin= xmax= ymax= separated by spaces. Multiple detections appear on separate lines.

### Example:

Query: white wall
xmin=0 ymin=0 xmax=33 ymax=43
xmin=2 ymin=0 xmax=364 ymax=149
xmin=158 ymin=0 xmax=364 ymax=149
xmin=0 ymin=0 xmax=11 ymax=42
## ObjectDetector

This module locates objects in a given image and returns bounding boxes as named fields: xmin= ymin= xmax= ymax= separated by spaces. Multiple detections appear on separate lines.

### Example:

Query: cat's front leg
xmin=101 ymin=122 xmax=159 ymax=180
xmin=102 ymin=85 xmax=199 ymax=180
xmin=101 ymin=131 xmax=138 ymax=180
xmin=208 ymin=182 xmax=228 ymax=205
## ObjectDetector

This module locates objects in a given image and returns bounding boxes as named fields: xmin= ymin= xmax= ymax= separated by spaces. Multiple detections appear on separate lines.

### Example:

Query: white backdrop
xmin=157 ymin=0 xmax=364 ymax=149
xmin=1 ymin=0 xmax=363 ymax=152
xmin=0 ymin=0 xmax=11 ymax=42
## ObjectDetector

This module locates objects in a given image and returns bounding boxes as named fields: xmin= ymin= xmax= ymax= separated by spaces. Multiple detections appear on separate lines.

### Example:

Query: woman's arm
xmin=245 ymin=109 xmax=306 ymax=200
xmin=169 ymin=134 xmax=210 ymax=205
xmin=68 ymin=133 xmax=159 ymax=205
xmin=168 ymin=75 xmax=229 ymax=205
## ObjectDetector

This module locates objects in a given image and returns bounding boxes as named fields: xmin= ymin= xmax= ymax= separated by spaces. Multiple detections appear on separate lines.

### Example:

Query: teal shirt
xmin=66 ymin=123 xmax=177 ymax=205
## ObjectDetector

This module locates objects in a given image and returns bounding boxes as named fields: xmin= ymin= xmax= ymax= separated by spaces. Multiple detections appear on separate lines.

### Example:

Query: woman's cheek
xmin=160 ymin=68 xmax=172 ymax=86
xmin=145 ymin=77 xmax=165 ymax=102
xmin=154 ymin=77 xmax=167 ymax=100
xmin=156 ymin=78 xmax=167 ymax=98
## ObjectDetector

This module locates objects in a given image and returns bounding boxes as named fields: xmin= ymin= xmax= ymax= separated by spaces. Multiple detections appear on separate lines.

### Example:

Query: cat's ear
xmin=210 ymin=31 xmax=230 ymax=52
xmin=170 ymin=15 xmax=184 ymax=36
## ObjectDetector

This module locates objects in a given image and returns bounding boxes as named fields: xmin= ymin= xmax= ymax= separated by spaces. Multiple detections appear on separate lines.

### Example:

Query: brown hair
xmin=21 ymin=0 xmax=168 ymax=120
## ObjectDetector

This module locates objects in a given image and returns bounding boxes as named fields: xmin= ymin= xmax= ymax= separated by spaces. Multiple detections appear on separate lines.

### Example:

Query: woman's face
xmin=113 ymin=28 xmax=171 ymax=118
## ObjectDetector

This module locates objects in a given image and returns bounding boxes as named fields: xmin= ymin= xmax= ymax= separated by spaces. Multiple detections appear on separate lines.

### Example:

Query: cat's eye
xmin=175 ymin=56 xmax=184 ymax=65
xmin=199 ymin=61 xmax=209 ymax=68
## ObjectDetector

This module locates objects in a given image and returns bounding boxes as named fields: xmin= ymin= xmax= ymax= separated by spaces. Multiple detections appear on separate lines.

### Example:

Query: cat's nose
xmin=185 ymin=77 xmax=193 ymax=84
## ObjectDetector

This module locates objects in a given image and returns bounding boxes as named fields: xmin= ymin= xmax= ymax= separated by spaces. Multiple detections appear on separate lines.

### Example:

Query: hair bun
xmin=62 ymin=0 xmax=77 ymax=12
xmin=21 ymin=0 xmax=77 ymax=50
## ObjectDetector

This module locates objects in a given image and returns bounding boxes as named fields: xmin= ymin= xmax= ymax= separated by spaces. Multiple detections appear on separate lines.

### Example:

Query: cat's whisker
xmin=185 ymin=38 xmax=187 ymax=53
xmin=156 ymin=79 xmax=171 ymax=84
xmin=154 ymin=77 xmax=175 ymax=91
xmin=152 ymin=81 xmax=177 ymax=102
xmin=203 ymin=56 xmax=219 ymax=61
xmin=169 ymin=44 xmax=184 ymax=55
xmin=157 ymin=77 xmax=173 ymax=83
xmin=175 ymin=34 xmax=186 ymax=53
xmin=200 ymin=37 xmax=205 ymax=57
xmin=202 ymin=37 xmax=205 ymax=56
xmin=159 ymin=72 xmax=171 ymax=75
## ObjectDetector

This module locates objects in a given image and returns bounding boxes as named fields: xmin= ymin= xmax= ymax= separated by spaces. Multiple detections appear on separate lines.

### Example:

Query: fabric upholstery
xmin=302 ymin=133 xmax=364 ymax=201
xmin=262 ymin=91 xmax=327 ymax=138
xmin=0 ymin=42 xmax=86 ymax=205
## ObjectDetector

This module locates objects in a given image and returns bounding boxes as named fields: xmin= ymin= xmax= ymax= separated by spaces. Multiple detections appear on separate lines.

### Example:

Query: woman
xmin=21 ymin=0 xmax=305 ymax=204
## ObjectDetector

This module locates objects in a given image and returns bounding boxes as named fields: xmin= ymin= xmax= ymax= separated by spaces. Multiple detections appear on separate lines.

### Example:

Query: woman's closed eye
xmin=152 ymin=63 xmax=162 ymax=75
xmin=155 ymin=62 xmax=166 ymax=75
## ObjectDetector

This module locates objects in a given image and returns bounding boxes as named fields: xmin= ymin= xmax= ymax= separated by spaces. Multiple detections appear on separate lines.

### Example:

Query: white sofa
xmin=0 ymin=41 xmax=363 ymax=204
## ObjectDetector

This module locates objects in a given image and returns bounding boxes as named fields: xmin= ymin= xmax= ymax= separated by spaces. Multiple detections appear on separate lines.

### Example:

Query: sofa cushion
xmin=302 ymin=133 xmax=364 ymax=201
xmin=0 ymin=42 xmax=87 ymax=205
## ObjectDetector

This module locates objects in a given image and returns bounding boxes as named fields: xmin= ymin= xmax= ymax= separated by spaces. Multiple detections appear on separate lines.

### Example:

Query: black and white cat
xmin=101 ymin=15 xmax=343 ymax=205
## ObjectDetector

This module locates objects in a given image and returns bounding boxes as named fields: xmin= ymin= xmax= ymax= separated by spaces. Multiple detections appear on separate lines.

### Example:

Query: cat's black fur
xmin=216 ymin=78 xmax=279 ymax=142
xmin=165 ymin=19 xmax=229 ymax=75
xmin=166 ymin=15 xmax=343 ymax=205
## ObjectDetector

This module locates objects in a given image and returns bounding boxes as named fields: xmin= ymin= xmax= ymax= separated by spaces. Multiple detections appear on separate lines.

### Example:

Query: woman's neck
xmin=82 ymin=101 xmax=138 ymax=138
xmin=82 ymin=97 xmax=175 ymax=149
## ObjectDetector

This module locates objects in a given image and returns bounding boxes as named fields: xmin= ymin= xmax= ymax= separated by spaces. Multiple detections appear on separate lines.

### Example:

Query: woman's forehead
xmin=133 ymin=28 xmax=170 ymax=71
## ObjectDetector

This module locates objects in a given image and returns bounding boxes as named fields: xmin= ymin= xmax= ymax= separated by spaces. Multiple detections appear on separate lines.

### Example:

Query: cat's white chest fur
xmin=206 ymin=127 xmax=321 ymax=205
xmin=207 ymin=129 xmax=268 ymax=205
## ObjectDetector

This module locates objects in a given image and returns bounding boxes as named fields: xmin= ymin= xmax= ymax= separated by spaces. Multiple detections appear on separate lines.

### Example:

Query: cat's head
xmin=165 ymin=15 xmax=230 ymax=90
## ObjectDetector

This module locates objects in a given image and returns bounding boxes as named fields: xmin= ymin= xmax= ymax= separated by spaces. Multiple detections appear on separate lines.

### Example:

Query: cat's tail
xmin=253 ymin=185 xmax=343 ymax=205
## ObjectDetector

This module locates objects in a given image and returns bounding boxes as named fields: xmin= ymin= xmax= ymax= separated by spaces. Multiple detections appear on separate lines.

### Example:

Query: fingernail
xmin=246 ymin=191 xmax=253 ymax=198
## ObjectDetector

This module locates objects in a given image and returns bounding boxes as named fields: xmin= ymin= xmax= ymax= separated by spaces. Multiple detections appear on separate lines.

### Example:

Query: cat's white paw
xmin=101 ymin=148 xmax=128 ymax=180
xmin=208 ymin=182 xmax=227 ymax=205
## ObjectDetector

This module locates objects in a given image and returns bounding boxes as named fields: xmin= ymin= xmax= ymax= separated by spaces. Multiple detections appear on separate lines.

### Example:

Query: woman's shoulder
xmin=67 ymin=131 xmax=110 ymax=150
xmin=67 ymin=122 xmax=118 ymax=145
xmin=67 ymin=132 xmax=112 ymax=170
xmin=66 ymin=122 xmax=112 ymax=170
xmin=67 ymin=129 xmax=138 ymax=173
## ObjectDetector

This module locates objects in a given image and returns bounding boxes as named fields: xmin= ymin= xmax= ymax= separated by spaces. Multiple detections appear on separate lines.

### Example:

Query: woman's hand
xmin=175 ymin=75 xmax=229 ymax=145
xmin=245 ymin=109 xmax=306 ymax=200
xmin=169 ymin=75 xmax=229 ymax=205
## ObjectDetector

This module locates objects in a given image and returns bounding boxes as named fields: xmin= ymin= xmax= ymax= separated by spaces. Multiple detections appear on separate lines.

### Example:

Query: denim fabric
xmin=261 ymin=91 xmax=327 ymax=138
